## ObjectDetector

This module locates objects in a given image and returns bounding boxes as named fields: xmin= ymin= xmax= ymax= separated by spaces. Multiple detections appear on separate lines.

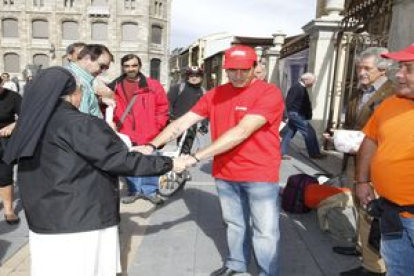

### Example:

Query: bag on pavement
xmin=316 ymin=191 xmax=357 ymax=243
xmin=321 ymin=174 xmax=349 ymax=188
xmin=282 ymin=174 xmax=318 ymax=213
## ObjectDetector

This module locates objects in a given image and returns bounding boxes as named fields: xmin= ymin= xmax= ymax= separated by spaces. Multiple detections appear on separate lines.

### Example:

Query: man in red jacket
xmin=108 ymin=54 xmax=169 ymax=204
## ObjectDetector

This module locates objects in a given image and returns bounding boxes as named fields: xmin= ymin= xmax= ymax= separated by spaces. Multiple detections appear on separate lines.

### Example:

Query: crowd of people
xmin=2 ymin=41 xmax=414 ymax=276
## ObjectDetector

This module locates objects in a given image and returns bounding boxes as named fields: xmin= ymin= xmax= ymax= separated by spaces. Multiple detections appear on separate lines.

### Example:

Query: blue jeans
xmin=216 ymin=179 xmax=281 ymax=276
xmin=125 ymin=175 xmax=159 ymax=197
xmin=126 ymin=151 xmax=159 ymax=197
xmin=281 ymin=111 xmax=321 ymax=157
xmin=381 ymin=216 xmax=414 ymax=276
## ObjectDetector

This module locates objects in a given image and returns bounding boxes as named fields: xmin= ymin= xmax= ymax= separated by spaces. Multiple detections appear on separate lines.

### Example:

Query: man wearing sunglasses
xmin=66 ymin=44 xmax=113 ymax=118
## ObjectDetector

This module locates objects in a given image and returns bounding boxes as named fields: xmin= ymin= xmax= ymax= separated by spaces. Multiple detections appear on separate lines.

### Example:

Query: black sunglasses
xmin=98 ymin=62 xmax=109 ymax=71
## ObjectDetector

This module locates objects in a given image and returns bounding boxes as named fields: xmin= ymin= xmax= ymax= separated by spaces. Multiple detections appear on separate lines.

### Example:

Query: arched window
xmin=62 ymin=21 xmax=79 ymax=40
xmin=32 ymin=19 xmax=49 ymax=39
xmin=151 ymin=25 xmax=162 ymax=44
xmin=4 ymin=53 xmax=20 ymax=73
xmin=121 ymin=22 xmax=138 ymax=41
xmin=64 ymin=0 xmax=75 ymax=7
xmin=91 ymin=22 xmax=108 ymax=40
xmin=2 ymin=18 xmax=18 ymax=38
xmin=125 ymin=0 xmax=136 ymax=9
xmin=150 ymin=58 xmax=161 ymax=80
xmin=33 ymin=54 xmax=49 ymax=68
xmin=33 ymin=0 xmax=45 ymax=7
xmin=154 ymin=1 xmax=159 ymax=15
xmin=159 ymin=2 xmax=163 ymax=17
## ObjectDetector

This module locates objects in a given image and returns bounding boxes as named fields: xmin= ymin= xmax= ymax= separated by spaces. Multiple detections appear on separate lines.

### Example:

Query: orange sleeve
xmin=362 ymin=111 xmax=379 ymax=142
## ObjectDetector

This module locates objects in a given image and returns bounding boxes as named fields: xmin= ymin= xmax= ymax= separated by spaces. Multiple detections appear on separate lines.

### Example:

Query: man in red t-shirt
xmin=137 ymin=45 xmax=284 ymax=276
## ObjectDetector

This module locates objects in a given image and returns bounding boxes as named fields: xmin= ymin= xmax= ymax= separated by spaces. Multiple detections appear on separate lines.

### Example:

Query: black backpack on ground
xmin=282 ymin=173 xmax=318 ymax=213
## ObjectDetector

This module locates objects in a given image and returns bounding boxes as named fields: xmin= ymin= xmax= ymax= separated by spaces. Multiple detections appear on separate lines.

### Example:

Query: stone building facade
xmin=0 ymin=0 xmax=171 ymax=86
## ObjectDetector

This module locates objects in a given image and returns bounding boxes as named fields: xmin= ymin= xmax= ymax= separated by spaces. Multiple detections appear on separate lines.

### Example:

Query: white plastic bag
xmin=333 ymin=130 xmax=365 ymax=153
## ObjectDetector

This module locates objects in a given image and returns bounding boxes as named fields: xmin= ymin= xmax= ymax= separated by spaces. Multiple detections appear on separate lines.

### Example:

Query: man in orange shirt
xmin=356 ymin=44 xmax=414 ymax=276
xmin=333 ymin=47 xmax=394 ymax=276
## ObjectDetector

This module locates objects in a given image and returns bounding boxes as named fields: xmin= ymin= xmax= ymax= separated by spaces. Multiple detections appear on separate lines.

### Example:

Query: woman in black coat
xmin=0 ymin=75 xmax=21 ymax=225
xmin=3 ymin=67 xmax=179 ymax=276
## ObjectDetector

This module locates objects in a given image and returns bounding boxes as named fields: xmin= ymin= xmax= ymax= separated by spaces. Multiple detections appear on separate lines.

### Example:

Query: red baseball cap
xmin=381 ymin=44 xmax=414 ymax=62
xmin=223 ymin=45 xmax=257 ymax=69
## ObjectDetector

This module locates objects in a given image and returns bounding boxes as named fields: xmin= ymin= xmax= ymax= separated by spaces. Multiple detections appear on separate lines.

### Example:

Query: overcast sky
xmin=170 ymin=0 xmax=317 ymax=49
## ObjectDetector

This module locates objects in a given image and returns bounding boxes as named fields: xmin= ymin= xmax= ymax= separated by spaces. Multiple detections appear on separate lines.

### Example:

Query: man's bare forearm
xmin=194 ymin=124 xmax=250 ymax=160
xmin=194 ymin=114 xmax=266 ymax=160
xmin=356 ymin=137 xmax=377 ymax=182
xmin=151 ymin=112 xmax=203 ymax=148
xmin=152 ymin=121 xmax=184 ymax=147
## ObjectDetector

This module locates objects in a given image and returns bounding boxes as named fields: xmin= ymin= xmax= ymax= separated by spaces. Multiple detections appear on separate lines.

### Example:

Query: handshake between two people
xmin=130 ymin=145 xmax=200 ymax=174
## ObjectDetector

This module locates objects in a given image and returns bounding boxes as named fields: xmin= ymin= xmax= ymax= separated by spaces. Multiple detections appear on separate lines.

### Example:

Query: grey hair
xmin=357 ymin=47 xmax=393 ymax=70
xmin=60 ymin=74 xmax=82 ymax=100
xmin=300 ymin=72 xmax=316 ymax=82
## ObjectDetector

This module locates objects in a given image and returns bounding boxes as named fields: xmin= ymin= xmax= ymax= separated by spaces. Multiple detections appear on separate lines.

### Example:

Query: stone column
xmin=302 ymin=7 xmax=343 ymax=135
xmin=330 ymin=33 xmax=351 ymax=129
xmin=265 ymin=31 xmax=286 ymax=84
xmin=388 ymin=0 xmax=414 ymax=51
xmin=325 ymin=0 xmax=345 ymax=17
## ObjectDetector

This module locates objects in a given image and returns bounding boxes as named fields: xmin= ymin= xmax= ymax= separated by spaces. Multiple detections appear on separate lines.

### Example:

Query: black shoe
xmin=282 ymin=155 xmax=291 ymax=160
xmin=143 ymin=194 xmax=164 ymax=205
xmin=121 ymin=193 xmax=141 ymax=204
xmin=210 ymin=267 xmax=240 ymax=276
xmin=310 ymin=154 xmax=327 ymax=159
xmin=340 ymin=266 xmax=385 ymax=276
xmin=332 ymin=246 xmax=361 ymax=256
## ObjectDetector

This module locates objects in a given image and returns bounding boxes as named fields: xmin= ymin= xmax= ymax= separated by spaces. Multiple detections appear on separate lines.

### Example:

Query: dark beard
xmin=126 ymin=72 xmax=139 ymax=80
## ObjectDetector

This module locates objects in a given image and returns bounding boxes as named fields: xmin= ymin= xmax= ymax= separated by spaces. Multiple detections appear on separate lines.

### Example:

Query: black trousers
xmin=177 ymin=124 xmax=197 ymax=155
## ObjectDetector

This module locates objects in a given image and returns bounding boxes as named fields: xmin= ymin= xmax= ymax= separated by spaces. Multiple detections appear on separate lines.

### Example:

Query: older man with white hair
xmin=332 ymin=47 xmax=394 ymax=276
xmin=281 ymin=72 xmax=324 ymax=159
xmin=356 ymin=44 xmax=414 ymax=276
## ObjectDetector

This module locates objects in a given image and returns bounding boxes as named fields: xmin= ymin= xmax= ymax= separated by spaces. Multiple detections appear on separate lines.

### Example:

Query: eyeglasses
xmin=98 ymin=62 xmax=109 ymax=71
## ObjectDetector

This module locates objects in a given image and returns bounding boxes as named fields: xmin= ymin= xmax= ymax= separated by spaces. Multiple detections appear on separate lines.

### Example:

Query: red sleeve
xmin=248 ymin=84 xmax=284 ymax=124
xmin=153 ymin=81 xmax=170 ymax=131
xmin=191 ymin=89 xmax=213 ymax=118
xmin=113 ymin=91 xmax=122 ymax=125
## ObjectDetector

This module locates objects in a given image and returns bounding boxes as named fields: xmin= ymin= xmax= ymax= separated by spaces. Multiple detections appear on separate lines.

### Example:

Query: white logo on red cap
xmin=230 ymin=50 xmax=247 ymax=57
